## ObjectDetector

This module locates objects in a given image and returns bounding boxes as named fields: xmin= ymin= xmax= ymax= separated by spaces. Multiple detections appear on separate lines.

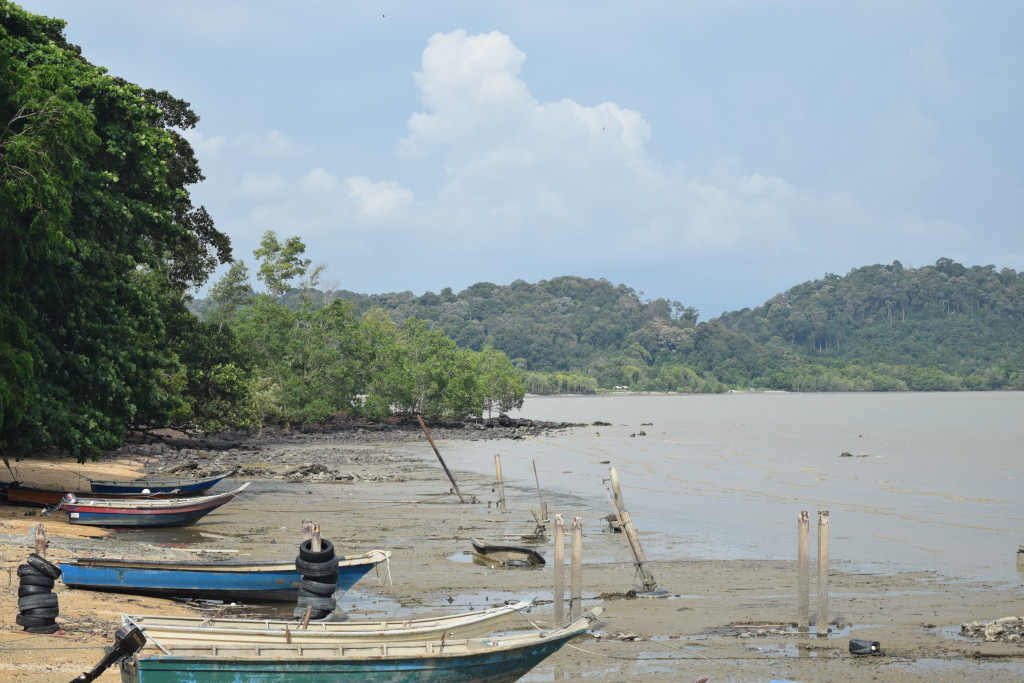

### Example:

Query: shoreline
xmin=2 ymin=434 xmax=1023 ymax=681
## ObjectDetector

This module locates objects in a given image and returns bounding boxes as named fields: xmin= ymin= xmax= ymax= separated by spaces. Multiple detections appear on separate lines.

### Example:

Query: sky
xmin=17 ymin=1 xmax=1024 ymax=319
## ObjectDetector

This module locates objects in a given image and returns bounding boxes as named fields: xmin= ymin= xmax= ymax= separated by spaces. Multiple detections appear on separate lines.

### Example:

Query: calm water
xmin=428 ymin=392 xmax=1023 ymax=583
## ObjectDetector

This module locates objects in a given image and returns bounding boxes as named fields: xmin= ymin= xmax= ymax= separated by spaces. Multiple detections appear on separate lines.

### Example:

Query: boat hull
xmin=120 ymin=624 xmax=586 ymax=683
xmin=61 ymin=484 xmax=248 ymax=528
xmin=64 ymin=498 xmax=233 ymax=528
xmin=89 ymin=472 xmax=229 ymax=494
xmin=0 ymin=483 xmax=177 ymax=508
xmin=61 ymin=553 xmax=387 ymax=602
xmin=470 ymin=538 xmax=545 ymax=568
xmin=60 ymin=557 xmax=387 ymax=602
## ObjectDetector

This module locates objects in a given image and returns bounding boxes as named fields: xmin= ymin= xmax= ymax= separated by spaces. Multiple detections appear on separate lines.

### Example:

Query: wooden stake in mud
xmin=494 ymin=454 xmax=507 ymax=513
xmin=532 ymin=460 xmax=548 ymax=521
xmin=416 ymin=415 xmax=467 ymax=503
xmin=553 ymin=514 xmax=565 ymax=626
xmin=607 ymin=468 xmax=657 ymax=592
xmin=817 ymin=510 xmax=830 ymax=637
xmin=301 ymin=520 xmax=313 ymax=542
xmin=34 ymin=524 xmax=46 ymax=558
xmin=609 ymin=467 xmax=624 ymax=513
xmin=570 ymin=517 xmax=583 ymax=620
xmin=797 ymin=511 xmax=809 ymax=633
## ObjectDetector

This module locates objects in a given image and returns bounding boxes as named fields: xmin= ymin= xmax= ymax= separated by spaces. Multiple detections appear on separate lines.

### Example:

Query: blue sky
xmin=19 ymin=1 xmax=1024 ymax=319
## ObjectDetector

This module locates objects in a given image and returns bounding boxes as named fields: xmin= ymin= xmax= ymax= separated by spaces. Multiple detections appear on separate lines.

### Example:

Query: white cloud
xmin=346 ymin=177 xmax=414 ymax=219
xmin=301 ymin=168 xmax=341 ymax=193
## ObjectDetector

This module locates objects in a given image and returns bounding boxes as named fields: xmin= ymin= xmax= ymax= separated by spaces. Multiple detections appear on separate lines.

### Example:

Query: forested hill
xmin=274 ymin=258 xmax=1024 ymax=392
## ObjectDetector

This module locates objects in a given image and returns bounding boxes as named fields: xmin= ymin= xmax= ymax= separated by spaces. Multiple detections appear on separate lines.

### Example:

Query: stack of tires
xmin=16 ymin=553 xmax=62 ymax=634
xmin=294 ymin=539 xmax=338 ymax=621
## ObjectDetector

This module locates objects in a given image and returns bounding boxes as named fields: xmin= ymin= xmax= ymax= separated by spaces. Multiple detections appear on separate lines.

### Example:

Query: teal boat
xmin=119 ymin=609 xmax=601 ymax=683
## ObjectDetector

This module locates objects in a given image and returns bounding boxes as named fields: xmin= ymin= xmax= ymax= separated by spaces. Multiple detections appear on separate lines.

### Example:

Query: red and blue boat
xmin=60 ymin=483 xmax=250 ymax=528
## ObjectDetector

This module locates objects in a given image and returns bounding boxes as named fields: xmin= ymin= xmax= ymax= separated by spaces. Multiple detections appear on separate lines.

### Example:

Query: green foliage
xmin=253 ymin=230 xmax=311 ymax=297
xmin=1 ymin=3 xmax=231 ymax=460
xmin=281 ymin=261 xmax=1022 ymax=394
xmin=477 ymin=346 xmax=525 ymax=416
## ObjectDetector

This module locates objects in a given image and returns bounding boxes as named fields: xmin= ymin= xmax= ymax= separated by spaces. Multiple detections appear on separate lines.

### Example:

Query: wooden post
xmin=817 ymin=510 xmax=830 ymax=637
xmin=609 ymin=466 xmax=624 ymax=512
xmin=553 ymin=514 xmax=565 ymax=626
xmin=570 ymin=517 xmax=583 ymax=620
xmin=607 ymin=470 xmax=657 ymax=592
xmin=34 ymin=524 xmax=46 ymax=558
xmin=494 ymin=454 xmax=507 ymax=513
xmin=301 ymin=520 xmax=313 ymax=542
xmin=311 ymin=522 xmax=321 ymax=552
xmin=532 ymin=460 xmax=548 ymax=520
xmin=797 ymin=511 xmax=809 ymax=633
xmin=417 ymin=415 xmax=467 ymax=503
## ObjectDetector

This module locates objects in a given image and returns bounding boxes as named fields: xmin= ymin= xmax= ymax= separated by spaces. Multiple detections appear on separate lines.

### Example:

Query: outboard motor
xmin=72 ymin=625 xmax=147 ymax=682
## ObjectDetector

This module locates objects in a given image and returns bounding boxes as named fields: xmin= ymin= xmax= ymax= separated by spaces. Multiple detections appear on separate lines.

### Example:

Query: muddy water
xmin=109 ymin=392 xmax=1022 ymax=586
xmin=426 ymin=392 xmax=1024 ymax=583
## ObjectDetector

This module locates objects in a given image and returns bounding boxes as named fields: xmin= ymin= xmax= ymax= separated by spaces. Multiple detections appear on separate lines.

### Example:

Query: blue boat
xmin=88 ymin=471 xmax=233 ymax=495
xmin=59 ymin=550 xmax=390 ymax=602
xmin=118 ymin=609 xmax=600 ymax=682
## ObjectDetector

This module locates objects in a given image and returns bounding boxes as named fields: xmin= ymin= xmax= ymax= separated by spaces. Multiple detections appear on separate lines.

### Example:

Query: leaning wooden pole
xmin=797 ymin=510 xmax=809 ymax=633
xmin=553 ymin=514 xmax=565 ymax=626
xmin=607 ymin=467 xmax=657 ymax=591
xmin=494 ymin=454 xmax=507 ymax=513
xmin=532 ymin=460 xmax=548 ymax=521
xmin=817 ymin=510 xmax=830 ymax=637
xmin=570 ymin=517 xmax=583 ymax=620
xmin=417 ymin=415 xmax=467 ymax=503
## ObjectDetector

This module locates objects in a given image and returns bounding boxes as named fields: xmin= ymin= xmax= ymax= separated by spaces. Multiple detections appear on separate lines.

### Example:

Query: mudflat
xmin=2 ymin=428 xmax=1022 ymax=682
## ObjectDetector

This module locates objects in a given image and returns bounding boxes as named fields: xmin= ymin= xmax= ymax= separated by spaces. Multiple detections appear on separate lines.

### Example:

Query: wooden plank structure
xmin=121 ymin=600 xmax=535 ymax=645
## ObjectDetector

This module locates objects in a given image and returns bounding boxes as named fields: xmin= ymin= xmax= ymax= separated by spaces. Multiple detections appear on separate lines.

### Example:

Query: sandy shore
xmin=2 ymin=436 xmax=1023 ymax=682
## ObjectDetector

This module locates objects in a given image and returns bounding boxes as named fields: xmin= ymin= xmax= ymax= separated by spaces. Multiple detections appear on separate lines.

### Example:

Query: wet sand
xmin=2 ymin=439 xmax=1023 ymax=682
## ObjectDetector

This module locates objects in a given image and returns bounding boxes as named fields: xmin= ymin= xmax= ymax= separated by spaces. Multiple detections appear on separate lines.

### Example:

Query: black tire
xmin=18 ymin=584 xmax=52 ymax=597
xmin=20 ymin=606 xmax=60 ymax=618
xmin=294 ymin=556 xmax=339 ymax=578
xmin=27 ymin=553 xmax=62 ymax=579
xmin=292 ymin=606 xmax=333 ymax=620
xmin=18 ymin=573 xmax=55 ymax=588
xmin=299 ymin=577 xmax=337 ymax=595
xmin=17 ymin=563 xmax=44 ymax=578
xmin=296 ymin=594 xmax=337 ymax=611
xmin=16 ymin=612 xmax=56 ymax=628
xmin=19 ymin=593 xmax=59 ymax=611
xmin=24 ymin=622 xmax=61 ymax=634
xmin=298 ymin=538 xmax=335 ymax=563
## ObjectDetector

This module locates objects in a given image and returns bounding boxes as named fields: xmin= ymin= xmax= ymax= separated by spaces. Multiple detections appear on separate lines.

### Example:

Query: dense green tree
xmin=1 ymin=4 xmax=230 ymax=460
xmin=477 ymin=346 xmax=525 ymax=417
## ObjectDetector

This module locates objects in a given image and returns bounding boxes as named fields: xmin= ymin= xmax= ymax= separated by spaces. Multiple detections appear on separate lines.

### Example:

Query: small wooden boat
xmin=470 ymin=538 xmax=545 ymax=568
xmin=122 ymin=599 xmax=533 ymax=644
xmin=0 ymin=481 xmax=180 ymax=508
xmin=119 ymin=609 xmax=601 ymax=683
xmin=89 ymin=471 xmax=233 ymax=495
xmin=60 ymin=483 xmax=250 ymax=528
xmin=60 ymin=549 xmax=389 ymax=602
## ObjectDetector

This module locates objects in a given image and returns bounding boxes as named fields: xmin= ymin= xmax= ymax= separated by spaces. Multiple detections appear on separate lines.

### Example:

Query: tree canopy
xmin=1 ymin=2 xmax=231 ymax=459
